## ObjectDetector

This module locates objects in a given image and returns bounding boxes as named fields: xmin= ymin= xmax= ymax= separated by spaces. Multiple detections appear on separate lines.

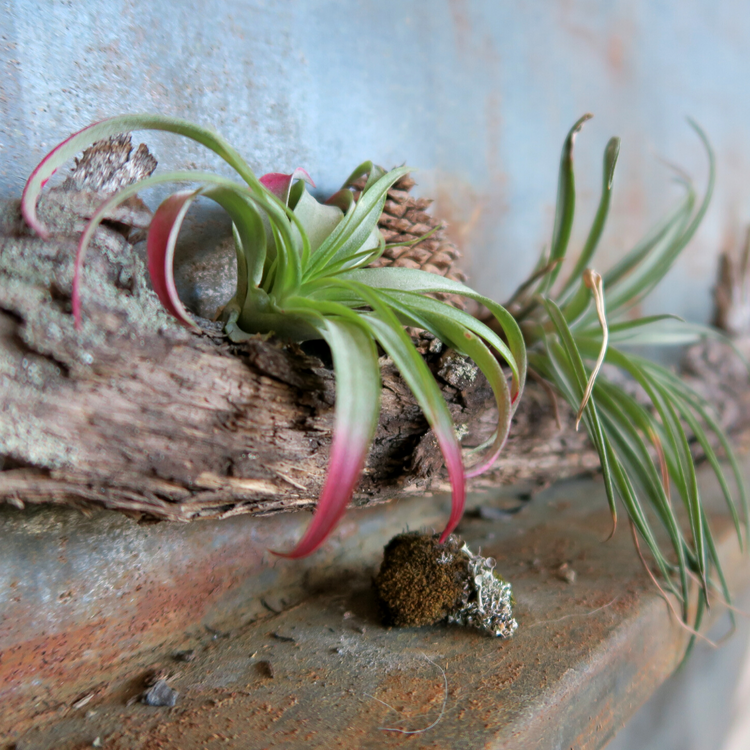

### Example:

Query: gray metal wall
xmin=3 ymin=0 xmax=750 ymax=322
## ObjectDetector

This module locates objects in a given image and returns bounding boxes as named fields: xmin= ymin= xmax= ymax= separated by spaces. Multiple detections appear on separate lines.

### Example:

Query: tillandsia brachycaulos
xmin=21 ymin=115 xmax=526 ymax=559
xmin=21 ymin=114 xmax=746 ymax=637
xmin=511 ymin=113 xmax=748 ymax=639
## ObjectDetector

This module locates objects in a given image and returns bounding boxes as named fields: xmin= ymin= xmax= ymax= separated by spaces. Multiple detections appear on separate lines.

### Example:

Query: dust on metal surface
xmin=0 ymin=494 xmax=436 ymax=737
xmin=5 ymin=464 xmax=748 ymax=750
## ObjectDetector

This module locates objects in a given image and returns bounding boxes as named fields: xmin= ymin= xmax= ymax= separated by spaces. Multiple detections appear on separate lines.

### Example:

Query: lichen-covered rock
xmin=374 ymin=531 xmax=517 ymax=638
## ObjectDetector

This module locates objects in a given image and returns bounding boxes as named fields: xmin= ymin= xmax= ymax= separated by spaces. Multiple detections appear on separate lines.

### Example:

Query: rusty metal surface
xmin=4 ymin=462 xmax=749 ymax=750
xmin=3 ymin=1 xmax=750 ymax=325
xmin=0 ymin=491 xmax=452 ymax=739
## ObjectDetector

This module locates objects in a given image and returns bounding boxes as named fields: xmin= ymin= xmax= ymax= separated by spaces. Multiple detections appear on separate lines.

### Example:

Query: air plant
xmin=512 ymin=114 xmax=747 ymax=634
xmin=21 ymin=115 xmax=526 ymax=559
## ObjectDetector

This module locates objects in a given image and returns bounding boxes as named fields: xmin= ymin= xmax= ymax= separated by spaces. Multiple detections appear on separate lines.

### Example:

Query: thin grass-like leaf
xmin=542 ymin=113 xmax=593 ymax=293
xmin=603 ymin=189 xmax=695 ymax=290
xmin=560 ymin=137 xmax=620 ymax=300
xmin=604 ymin=348 xmax=708 ymax=591
xmin=605 ymin=123 xmax=714 ymax=317
xmin=639 ymin=357 xmax=749 ymax=541
xmin=542 ymin=300 xmax=617 ymax=525
xmin=505 ymin=258 xmax=560 ymax=311
xmin=595 ymin=384 xmax=690 ymax=609
xmin=520 ymin=115 xmax=744 ymax=630
xmin=604 ymin=440 xmax=679 ymax=591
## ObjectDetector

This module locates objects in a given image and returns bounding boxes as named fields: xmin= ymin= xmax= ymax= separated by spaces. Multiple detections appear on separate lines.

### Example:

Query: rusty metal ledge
xmin=3 ymin=460 xmax=749 ymax=749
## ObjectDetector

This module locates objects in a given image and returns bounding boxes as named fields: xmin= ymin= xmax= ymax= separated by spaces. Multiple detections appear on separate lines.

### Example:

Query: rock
xmin=142 ymin=679 xmax=178 ymax=707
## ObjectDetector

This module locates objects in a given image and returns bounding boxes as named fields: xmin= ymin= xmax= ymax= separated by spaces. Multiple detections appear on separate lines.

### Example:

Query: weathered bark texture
xmin=1 ymin=143 xmax=748 ymax=521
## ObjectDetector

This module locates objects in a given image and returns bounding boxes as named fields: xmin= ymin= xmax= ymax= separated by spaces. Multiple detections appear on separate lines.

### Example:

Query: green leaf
xmin=146 ymin=189 xmax=204 ymax=330
xmin=639 ymin=357 xmax=749 ymax=541
xmin=595 ymin=382 xmax=690 ymax=607
xmin=290 ymin=282 xmax=469 ymax=542
xmin=604 ymin=347 xmax=708 ymax=591
xmin=563 ymin=189 xmax=694 ymax=327
xmin=304 ymin=167 xmax=410 ymax=280
xmin=364 ymin=310 xmax=468 ymax=541
xmin=68 ymin=170 xmax=257 ymax=327
xmin=603 ymin=439 xmax=680 ymax=594
xmin=374 ymin=290 xmax=512 ymax=477
xmin=290 ymin=185 xmax=345 ymax=255
xmin=542 ymin=299 xmax=617 ymax=523
xmin=604 ymin=122 xmax=714 ymax=318
xmin=341 ymin=160 xmax=387 ymax=191
xmin=22 ymin=114 xmax=264 ymax=238
xmin=330 ymin=280 xmax=468 ymax=540
xmin=559 ymin=136 xmax=620 ymax=300
xmin=204 ymin=185 xmax=268 ymax=288
xmin=543 ymin=113 xmax=593 ymax=293
xmin=377 ymin=290 xmax=518 ymax=386
xmin=604 ymin=190 xmax=694 ymax=289
xmin=338 ymin=266 xmax=527 ymax=403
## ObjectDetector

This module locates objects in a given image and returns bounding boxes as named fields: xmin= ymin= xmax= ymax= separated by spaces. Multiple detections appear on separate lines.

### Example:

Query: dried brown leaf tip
xmin=374 ymin=532 xmax=517 ymax=638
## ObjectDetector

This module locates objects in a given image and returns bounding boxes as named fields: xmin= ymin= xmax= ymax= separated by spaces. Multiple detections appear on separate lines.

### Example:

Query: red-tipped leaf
xmin=22 ymin=115 xmax=261 ymax=238
xmin=275 ymin=318 xmax=381 ymax=558
xmin=357 ymin=303 xmax=467 ymax=542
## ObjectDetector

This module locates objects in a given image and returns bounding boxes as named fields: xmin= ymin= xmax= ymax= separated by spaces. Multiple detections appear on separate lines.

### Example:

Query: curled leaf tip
xmin=147 ymin=190 xmax=203 ymax=331
xmin=260 ymin=168 xmax=315 ymax=203
xmin=570 ymin=113 xmax=594 ymax=143
xmin=465 ymin=440 xmax=508 ymax=479
xmin=272 ymin=437 xmax=371 ymax=559
xmin=575 ymin=269 xmax=607 ymax=430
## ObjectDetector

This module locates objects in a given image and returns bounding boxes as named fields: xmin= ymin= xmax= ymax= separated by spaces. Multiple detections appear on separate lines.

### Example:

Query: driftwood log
xmin=1 ymin=142 xmax=748 ymax=522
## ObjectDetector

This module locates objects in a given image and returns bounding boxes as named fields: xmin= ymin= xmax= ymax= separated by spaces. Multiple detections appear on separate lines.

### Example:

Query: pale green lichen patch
xmin=0 ymin=192 xmax=189 ymax=469
xmin=0 ymin=193 xmax=185 ymax=375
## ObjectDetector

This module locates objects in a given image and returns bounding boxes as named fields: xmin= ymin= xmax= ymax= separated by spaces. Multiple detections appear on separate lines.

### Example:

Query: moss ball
xmin=374 ymin=532 xmax=469 ymax=627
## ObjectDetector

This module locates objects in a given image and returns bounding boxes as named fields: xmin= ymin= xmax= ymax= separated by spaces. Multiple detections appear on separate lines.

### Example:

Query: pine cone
xmin=369 ymin=174 xmax=468 ymax=299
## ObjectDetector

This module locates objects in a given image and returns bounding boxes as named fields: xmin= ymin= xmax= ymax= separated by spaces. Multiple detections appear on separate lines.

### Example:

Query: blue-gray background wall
xmin=3 ymin=3 xmax=750 ymax=747
xmin=2 ymin=0 xmax=749 ymax=322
